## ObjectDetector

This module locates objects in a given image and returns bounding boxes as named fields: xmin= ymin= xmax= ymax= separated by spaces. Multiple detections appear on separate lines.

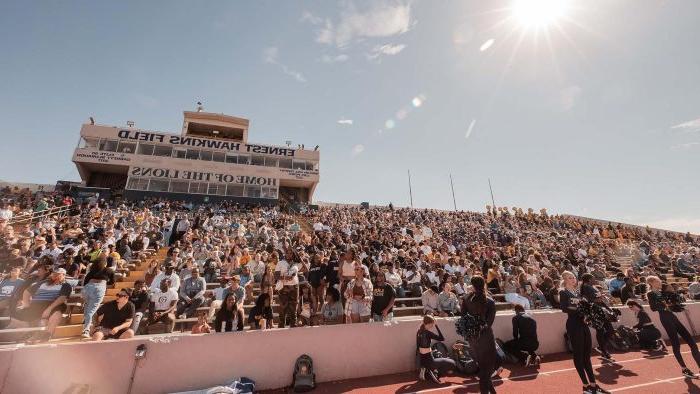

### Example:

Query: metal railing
xmin=8 ymin=204 xmax=76 ymax=225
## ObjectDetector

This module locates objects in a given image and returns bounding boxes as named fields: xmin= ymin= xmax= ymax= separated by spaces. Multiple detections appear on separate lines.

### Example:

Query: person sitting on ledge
xmin=91 ymin=288 xmax=135 ymax=341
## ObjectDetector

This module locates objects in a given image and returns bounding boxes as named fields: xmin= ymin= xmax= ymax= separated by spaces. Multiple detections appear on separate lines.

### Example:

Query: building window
xmin=292 ymin=160 xmax=306 ymax=170
xmin=251 ymin=155 xmax=264 ymax=166
xmin=148 ymin=179 xmax=170 ymax=192
xmin=153 ymin=145 xmax=173 ymax=157
xmin=126 ymin=177 xmax=149 ymax=191
xmin=80 ymin=137 xmax=99 ymax=149
xmin=246 ymin=185 xmax=261 ymax=198
xmin=208 ymin=183 xmax=226 ymax=196
xmin=186 ymin=149 xmax=200 ymax=160
xmin=137 ymin=143 xmax=155 ymax=156
xmin=264 ymin=157 xmax=278 ymax=167
xmin=279 ymin=158 xmax=293 ymax=169
xmin=261 ymin=186 xmax=278 ymax=199
xmin=199 ymin=150 xmax=212 ymax=161
xmin=173 ymin=149 xmax=187 ymax=159
xmin=98 ymin=139 xmax=118 ymax=152
xmin=189 ymin=182 xmax=207 ymax=194
xmin=116 ymin=141 xmax=136 ymax=154
xmin=225 ymin=154 xmax=237 ymax=164
xmin=212 ymin=151 xmax=225 ymax=162
xmin=169 ymin=181 xmax=189 ymax=193
xmin=226 ymin=184 xmax=244 ymax=197
xmin=238 ymin=155 xmax=250 ymax=165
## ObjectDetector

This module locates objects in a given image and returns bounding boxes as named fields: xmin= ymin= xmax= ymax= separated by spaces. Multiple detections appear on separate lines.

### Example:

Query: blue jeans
xmin=83 ymin=282 xmax=106 ymax=333
xmin=372 ymin=312 xmax=394 ymax=322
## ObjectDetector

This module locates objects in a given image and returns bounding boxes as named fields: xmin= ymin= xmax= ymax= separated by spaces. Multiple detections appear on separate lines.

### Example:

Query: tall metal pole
xmin=488 ymin=178 xmax=496 ymax=208
xmin=407 ymin=169 xmax=414 ymax=208
xmin=449 ymin=173 xmax=457 ymax=211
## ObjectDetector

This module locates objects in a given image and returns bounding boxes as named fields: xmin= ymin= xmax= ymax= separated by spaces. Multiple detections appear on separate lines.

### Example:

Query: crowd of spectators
xmin=0 ymin=185 xmax=698 ymax=343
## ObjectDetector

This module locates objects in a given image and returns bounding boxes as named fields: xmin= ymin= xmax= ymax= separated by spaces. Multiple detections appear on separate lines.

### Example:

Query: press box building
xmin=72 ymin=110 xmax=319 ymax=204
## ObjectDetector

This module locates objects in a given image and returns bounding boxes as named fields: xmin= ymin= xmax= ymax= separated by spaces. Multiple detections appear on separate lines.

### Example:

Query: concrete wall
xmin=0 ymin=303 xmax=698 ymax=394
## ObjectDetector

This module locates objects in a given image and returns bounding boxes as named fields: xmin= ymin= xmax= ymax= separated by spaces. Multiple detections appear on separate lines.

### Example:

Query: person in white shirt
xmin=150 ymin=264 xmax=181 ymax=292
xmin=144 ymin=278 xmax=178 ymax=333
xmin=275 ymin=251 xmax=299 ymax=328
xmin=385 ymin=265 xmax=404 ymax=297
xmin=405 ymin=264 xmax=423 ymax=297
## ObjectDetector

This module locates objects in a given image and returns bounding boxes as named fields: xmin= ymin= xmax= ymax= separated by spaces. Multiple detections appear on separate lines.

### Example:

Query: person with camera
xmin=647 ymin=276 xmax=700 ymax=378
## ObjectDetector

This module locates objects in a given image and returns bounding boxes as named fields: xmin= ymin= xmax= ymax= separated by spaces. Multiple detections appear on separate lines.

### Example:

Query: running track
xmin=266 ymin=340 xmax=700 ymax=393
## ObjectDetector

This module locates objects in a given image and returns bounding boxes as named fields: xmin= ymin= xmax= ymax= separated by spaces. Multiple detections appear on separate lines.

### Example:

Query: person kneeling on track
xmin=503 ymin=303 xmax=540 ymax=366
xmin=416 ymin=314 xmax=459 ymax=384
xmin=626 ymin=300 xmax=664 ymax=351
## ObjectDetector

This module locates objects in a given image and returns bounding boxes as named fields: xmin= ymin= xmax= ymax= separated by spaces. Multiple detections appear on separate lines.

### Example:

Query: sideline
xmin=410 ymin=350 xmax=691 ymax=394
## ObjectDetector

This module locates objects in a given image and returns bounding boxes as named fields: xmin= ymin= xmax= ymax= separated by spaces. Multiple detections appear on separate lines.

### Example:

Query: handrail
xmin=8 ymin=204 xmax=76 ymax=225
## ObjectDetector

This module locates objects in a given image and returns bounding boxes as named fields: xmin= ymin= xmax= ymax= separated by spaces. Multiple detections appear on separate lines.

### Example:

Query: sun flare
xmin=512 ymin=0 xmax=569 ymax=29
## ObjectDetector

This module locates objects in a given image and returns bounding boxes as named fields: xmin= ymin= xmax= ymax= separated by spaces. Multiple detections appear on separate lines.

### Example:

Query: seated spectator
xmin=248 ymin=293 xmax=273 ymax=329
xmin=150 ymin=263 xmax=180 ymax=292
xmin=688 ymin=276 xmax=700 ymax=301
xmin=504 ymin=275 xmax=531 ymax=310
xmin=620 ymin=277 xmax=636 ymax=304
xmin=503 ymin=304 xmax=540 ymax=366
xmin=437 ymin=282 xmax=459 ymax=317
xmin=214 ymin=293 xmax=244 ymax=332
xmin=191 ymin=311 xmax=211 ymax=334
xmin=240 ymin=265 xmax=254 ymax=303
xmin=422 ymin=285 xmax=439 ymax=315
xmin=608 ymin=272 xmax=625 ymax=298
xmin=344 ymin=265 xmax=373 ymax=323
xmin=320 ymin=287 xmax=344 ymax=325
xmin=371 ymin=270 xmax=396 ymax=322
xmin=177 ymin=268 xmax=206 ymax=318
xmin=7 ymin=267 xmax=72 ymax=342
xmin=405 ymin=263 xmax=423 ymax=297
xmin=0 ymin=267 xmax=24 ymax=316
xmin=143 ymin=278 xmax=178 ymax=334
xmin=91 ymin=288 xmax=135 ymax=341
xmin=128 ymin=280 xmax=149 ymax=334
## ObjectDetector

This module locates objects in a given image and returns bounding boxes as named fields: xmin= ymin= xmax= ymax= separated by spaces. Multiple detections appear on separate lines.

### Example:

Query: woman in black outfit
xmin=646 ymin=276 xmax=700 ymax=378
xmin=214 ymin=293 xmax=244 ymax=332
xmin=559 ymin=271 xmax=609 ymax=394
xmin=248 ymin=293 xmax=273 ymax=330
xmin=462 ymin=276 xmax=498 ymax=394
xmin=416 ymin=314 xmax=458 ymax=384
xmin=580 ymin=273 xmax=614 ymax=362
xmin=626 ymin=300 xmax=663 ymax=351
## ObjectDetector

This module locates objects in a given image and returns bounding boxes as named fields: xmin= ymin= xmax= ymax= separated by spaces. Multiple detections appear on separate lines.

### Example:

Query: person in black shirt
xmin=580 ymin=273 xmax=614 ymax=362
xmin=647 ymin=276 xmax=700 ymax=378
xmin=560 ymin=271 xmax=609 ymax=394
xmin=503 ymin=303 xmax=540 ymax=366
xmin=371 ymin=270 xmax=395 ymax=322
xmin=308 ymin=253 xmax=327 ymax=314
xmin=626 ymin=300 xmax=663 ymax=351
xmin=129 ymin=280 xmax=149 ymax=334
xmin=324 ymin=252 xmax=340 ymax=290
xmin=416 ymin=314 xmax=458 ymax=384
xmin=214 ymin=293 xmax=244 ymax=332
xmin=248 ymin=293 xmax=273 ymax=330
xmin=92 ymin=288 xmax=135 ymax=340
xmin=462 ymin=275 xmax=498 ymax=394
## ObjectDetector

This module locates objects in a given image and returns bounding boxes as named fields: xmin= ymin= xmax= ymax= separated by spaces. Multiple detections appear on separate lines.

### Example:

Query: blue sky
xmin=1 ymin=1 xmax=699 ymax=233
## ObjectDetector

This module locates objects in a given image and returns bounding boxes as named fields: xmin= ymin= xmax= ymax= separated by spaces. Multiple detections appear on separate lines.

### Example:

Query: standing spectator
xmin=275 ymin=254 xmax=299 ymax=328
xmin=91 ymin=288 xmax=135 ymax=340
xmin=81 ymin=257 xmax=114 ymax=338
xmin=144 ymin=278 xmax=178 ymax=334
xmin=345 ymin=265 xmax=373 ymax=323
xmin=177 ymin=268 xmax=206 ymax=318
xmin=371 ymin=270 xmax=396 ymax=322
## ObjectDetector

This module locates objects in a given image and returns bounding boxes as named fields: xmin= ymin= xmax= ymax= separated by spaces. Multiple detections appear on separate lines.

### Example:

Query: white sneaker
xmin=81 ymin=330 xmax=90 ymax=339
xmin=491 ymin=366 xmax=503 ymax=378
xmin=178 ymin=314 xmax=186 ymax=319
xmin=525 ymin=354 xmax=532 ymax=367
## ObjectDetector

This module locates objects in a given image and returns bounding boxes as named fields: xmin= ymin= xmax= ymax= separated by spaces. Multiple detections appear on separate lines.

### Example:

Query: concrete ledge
xmin=0 ymin=302 xmax=697 ymax=393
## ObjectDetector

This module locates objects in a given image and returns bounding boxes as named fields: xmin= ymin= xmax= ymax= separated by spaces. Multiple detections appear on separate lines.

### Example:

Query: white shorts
xmin=347 ymin=299 xmax=371 ymax=316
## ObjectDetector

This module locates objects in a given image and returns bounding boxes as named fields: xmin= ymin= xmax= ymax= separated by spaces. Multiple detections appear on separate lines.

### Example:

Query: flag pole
xmin=488 ymin=178 xmax=496 ymax=208
xmin=449 ymin=173 xmax=457 ymax=211
xmin=408 ymin=170 xmax=414 ymax=208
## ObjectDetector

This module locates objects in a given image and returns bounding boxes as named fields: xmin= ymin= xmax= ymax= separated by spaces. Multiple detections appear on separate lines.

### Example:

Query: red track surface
xmin=270 ymin=340 xmax=700 ymax=393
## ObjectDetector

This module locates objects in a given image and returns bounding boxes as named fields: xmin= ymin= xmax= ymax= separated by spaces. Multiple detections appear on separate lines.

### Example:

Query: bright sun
xmin=512 ymin=0 xmax=569 ymax=29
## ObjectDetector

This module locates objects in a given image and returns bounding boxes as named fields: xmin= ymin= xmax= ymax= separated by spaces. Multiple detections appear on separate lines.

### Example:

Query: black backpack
xmin=431 ymin=342 xmax=450 ymax=359
xmin=451 ymin=340 xmax=479 ymax=375
xmin=616 ymin=326 xmax=639 ymax=348
xmin=292 ymin=354 xmax=315 ymax=392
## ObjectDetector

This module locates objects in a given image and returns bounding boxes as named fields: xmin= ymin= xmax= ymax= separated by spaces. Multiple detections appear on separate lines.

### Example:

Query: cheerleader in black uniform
xmin=462 ymin=276 xmax=498 ymax=394
xmin=647 ymin=276 xmax=700 ymax=378
xmin=416 ymin=314 xmax=458 ymax=384
xmin=559 ymin=271 xmax=610 ymax=394
xmin=580 ymin=273 xmax=614 ymax=362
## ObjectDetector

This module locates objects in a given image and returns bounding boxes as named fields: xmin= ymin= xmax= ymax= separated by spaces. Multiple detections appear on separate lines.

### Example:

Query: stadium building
xmin=72 ymin=109 xmax=319 ymax=204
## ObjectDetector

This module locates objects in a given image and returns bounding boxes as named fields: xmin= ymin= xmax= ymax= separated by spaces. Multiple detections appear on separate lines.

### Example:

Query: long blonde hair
xmin=646 ymin=275 xmax=661 ymax=289
xmin=560 ymin=270 xmax=577 ymax=290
